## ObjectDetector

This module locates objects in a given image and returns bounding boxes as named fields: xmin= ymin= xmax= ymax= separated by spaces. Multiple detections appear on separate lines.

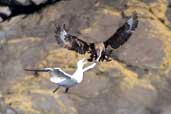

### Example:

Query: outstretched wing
xmin=55 ymin=24 xmax=67 ymax=46
xmin=52 ymin=68 xmax=71 ymax=79
xmin=67 ymin=35 xmax=89 ymax=54
xmin=105 ymin=12 xmax=138 ymax=49
xmin=55 ymin=25 xmax=89 ymax=54
xmin=50 ymin=68 xmax=72 ymax=84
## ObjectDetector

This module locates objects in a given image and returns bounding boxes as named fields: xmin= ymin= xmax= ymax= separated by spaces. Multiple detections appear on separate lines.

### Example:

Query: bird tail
xmin=24 ymin=68 xmax=50 ymax=72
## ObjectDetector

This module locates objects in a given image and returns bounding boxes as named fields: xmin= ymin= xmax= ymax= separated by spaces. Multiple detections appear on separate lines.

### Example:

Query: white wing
xmin=50 ymin=75 xmax=66 ymax=84
xmin=51 ymin=68 xmax=72 ymax=79
xmin=49 ymin=68 xmax=72 ymax=83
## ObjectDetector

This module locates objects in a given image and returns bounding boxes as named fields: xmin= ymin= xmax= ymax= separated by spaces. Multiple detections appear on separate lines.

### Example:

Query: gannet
xmin=24 ymin=56 xmax=100 ymax=93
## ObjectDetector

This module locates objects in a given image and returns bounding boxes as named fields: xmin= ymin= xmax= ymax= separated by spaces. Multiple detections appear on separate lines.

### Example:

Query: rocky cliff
xmin=0 ymin=0 xmax=171 ymax=114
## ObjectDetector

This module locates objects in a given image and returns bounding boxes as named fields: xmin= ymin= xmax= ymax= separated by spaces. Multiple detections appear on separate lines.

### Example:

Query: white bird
xmin=24 ymin=56 xmax=100 ymax=93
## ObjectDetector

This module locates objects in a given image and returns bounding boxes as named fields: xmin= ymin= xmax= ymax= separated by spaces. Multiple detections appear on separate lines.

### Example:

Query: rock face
xmin=0 ymin=0 xmax=59 ymax=22
xmin=0 ymin=0 xmax=171 ymax=114
xmin=0 ymin=98 xmax=17 ymax=114
xmin=167 ymin=2 xmax=171 ymax=27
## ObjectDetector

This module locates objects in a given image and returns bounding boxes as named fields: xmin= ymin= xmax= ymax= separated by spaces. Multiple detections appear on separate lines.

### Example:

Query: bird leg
xmin=53 ymin=86 xmax=60 ymax=93
xmin=88 ymin=49 xmax=97 ymax=62
xmin=64 ymin=88 xmax=69 ymax=93
xmin=88 ymin=44 xmax=98 ymax=62
xmin=103 ymin=53 xmax=111 ymax=62
xmin=102 ymin=50 xmax=112 ymax=62
xmin=106 ymin=50 xmax=112 ymax=61
xmin=104 ymin=55 xmax=111 ymax=61
xmin=87 ymin=54 xmax=93 ymax=62
xmin=33 ymin=71 xmax=39 ymax=77
xmin=100 ymin=53 xmax=105 ymax=62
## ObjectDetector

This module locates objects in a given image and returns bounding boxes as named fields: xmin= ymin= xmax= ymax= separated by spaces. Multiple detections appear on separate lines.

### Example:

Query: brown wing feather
xmin=55 ymin=25 xmax=89 ymax=54
xmin=55 ymin=25 xmax=63 ymax=45
xmin=105 ymin=12 xmax=138 ymax=49
xmin=66 ymin=35 xmax=89 ymax=54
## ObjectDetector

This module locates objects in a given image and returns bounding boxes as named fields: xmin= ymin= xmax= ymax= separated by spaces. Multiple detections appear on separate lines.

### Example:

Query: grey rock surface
xmin=0 ymin=0 xmax=171 ymax=114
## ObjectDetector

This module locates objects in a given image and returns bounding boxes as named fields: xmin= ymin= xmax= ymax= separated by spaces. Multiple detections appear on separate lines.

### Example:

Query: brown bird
xmin=55 ymin=12 xmax=138 ymax=62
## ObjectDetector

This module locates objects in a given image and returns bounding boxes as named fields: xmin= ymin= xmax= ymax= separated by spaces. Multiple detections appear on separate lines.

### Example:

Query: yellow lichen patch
xmin=31 ymin=90 xmax=78 ymax=114
xmin=0 ymin=91 xmax=2 ymax=98
xmin=150 ymin=20 xmax=171 ymax=73
xmin=31 ymin=90 xmax=66 ymax=111
xmin=98 ymin=60 xmax=138 ymax=78
xmin=81 ymin=22 xmax=97 ymax=34
xmin=120 ymin=76 xmax=155 ymax=91
xmin=70 ymin=107 xmax=78 ymax=114
xmin=11 ymin=75 xmax=44 ymax=93
xmin=146 ymin=74 xmax=167 ymax=88
xmin=149 ymin=0 xmax=169 ymax=24
xmin=127 ymin=0 xmax=149 ymax=9
xmin=0 ymin=38 xmax=7 ymax=44
xmin=7 ymin=37 xmax=42 ymax=44
xmin=102 ymin=8 xmax=120 ymax=16
xmin=31 ymin=89 xmax=59 ymax=97
xmin=150 ymin=2 xmax=167 ymax=18
xmin=6 ymin=75 xmax=78 ymax=114
xmin=124 ymin=0 xmax=170 ymax=26
xmin=5 ymin=94 xmax=41 ymax=114
xmin=161 ymin=38 xmax=171 ymax=73
xmin=37 ymin=48 xmax=90 ymax=70
xmin=124 ymin=7 xmax=156 ymax=19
